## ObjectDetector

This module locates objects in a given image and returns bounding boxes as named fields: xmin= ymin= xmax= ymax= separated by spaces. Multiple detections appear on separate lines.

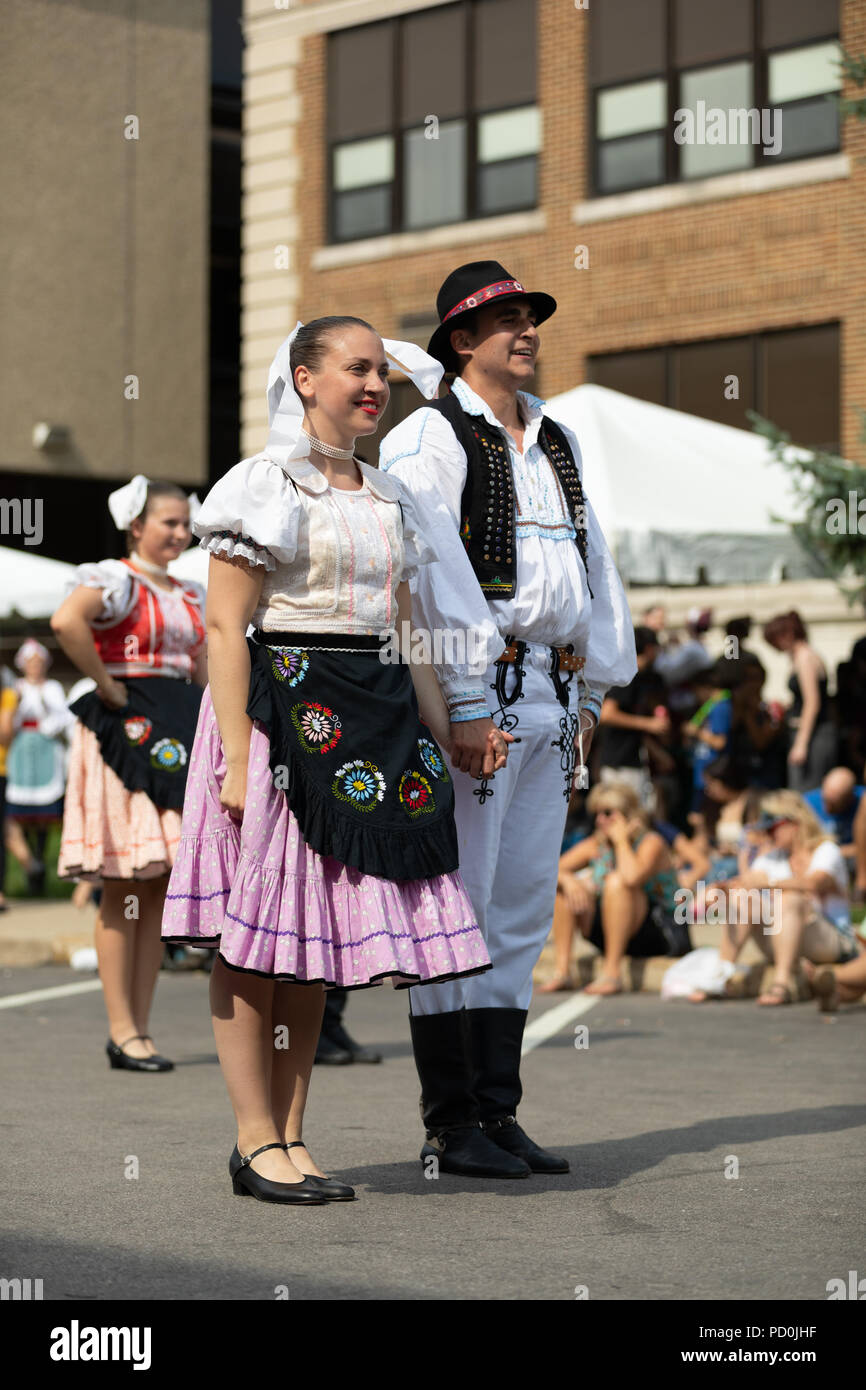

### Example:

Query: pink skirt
xmin=58 ymin=722 xmax=181 ymax=881
xmin=161 ymin=687 xmax=491 ymax=990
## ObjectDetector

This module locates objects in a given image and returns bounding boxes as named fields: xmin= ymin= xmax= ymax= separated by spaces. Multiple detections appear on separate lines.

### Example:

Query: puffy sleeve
xmin=380 ymin=408 xmax=502 ymax=723
xmin=392 ymin=479 xmax=438 ymax=585
xmin=70 ymin=559 xmax=136 ymax=627
xmin=192 ymin=453 xmax=301 ymax=572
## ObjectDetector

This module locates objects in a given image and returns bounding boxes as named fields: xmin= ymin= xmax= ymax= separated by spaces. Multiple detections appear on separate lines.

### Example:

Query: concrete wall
xmin=0 ymin=0 xmax=210 ymax=486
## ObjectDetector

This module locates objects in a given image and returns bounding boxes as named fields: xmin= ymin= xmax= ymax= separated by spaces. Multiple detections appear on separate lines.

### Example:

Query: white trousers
xmin=409 ymin=647 xmax=579 ymax=1015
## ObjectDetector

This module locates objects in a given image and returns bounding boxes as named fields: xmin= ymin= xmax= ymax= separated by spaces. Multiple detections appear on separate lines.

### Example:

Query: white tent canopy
xmin=0 ymin=546 xmax=77 ymax=619
xmin=545 ymin=384 xmax=818 ymax=585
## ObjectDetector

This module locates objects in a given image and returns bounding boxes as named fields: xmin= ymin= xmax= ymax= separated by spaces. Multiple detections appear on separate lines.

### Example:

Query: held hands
xmin=97 ymin=677 xmax=128 ymax=710
xmin=449 ymin=716 xmax=515 ymax=779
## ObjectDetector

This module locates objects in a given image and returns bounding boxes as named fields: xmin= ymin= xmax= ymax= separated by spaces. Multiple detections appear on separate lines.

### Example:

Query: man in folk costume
xmin=380 ymin=261 xmax=637 ymax=1178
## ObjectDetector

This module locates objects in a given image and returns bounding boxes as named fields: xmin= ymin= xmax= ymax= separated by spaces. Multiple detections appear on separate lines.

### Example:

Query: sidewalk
xmin=1 ymin=897 xmax=789 ymax=995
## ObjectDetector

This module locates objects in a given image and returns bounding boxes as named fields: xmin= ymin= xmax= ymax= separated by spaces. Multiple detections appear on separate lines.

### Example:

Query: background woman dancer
xmin=51 ymin=478 xmax=206 ymax=1072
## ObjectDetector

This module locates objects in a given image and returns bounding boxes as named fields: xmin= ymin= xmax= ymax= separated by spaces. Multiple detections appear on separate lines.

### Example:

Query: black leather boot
xmin=466 ymin=1007 xmax=570 ymax=1175
xmin=409 ymin=1010 xmax=530 ymax=1179
xmin=323 ymin=990 xmax=382 ymax=1063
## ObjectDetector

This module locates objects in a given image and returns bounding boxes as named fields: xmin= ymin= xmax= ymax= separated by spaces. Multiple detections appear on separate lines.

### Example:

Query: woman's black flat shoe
xmin=229 ymin=1143 xmax=327 ymax=1204
xmin=284 ymin=1141 xmax=356 ymax=1200
xmin=106 ymin=1034 xmax=174 ymax=1072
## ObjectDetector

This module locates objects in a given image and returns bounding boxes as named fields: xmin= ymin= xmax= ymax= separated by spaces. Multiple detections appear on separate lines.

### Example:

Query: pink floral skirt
xmin=58 ymin=722 xmax=180 ymax=881
xmin=161 ymin=687 xmax=491 ymax=990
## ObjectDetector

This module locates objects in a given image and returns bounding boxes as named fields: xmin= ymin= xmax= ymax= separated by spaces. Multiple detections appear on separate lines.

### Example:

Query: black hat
xmin=427 ymin=260 xmax=557 ymax=371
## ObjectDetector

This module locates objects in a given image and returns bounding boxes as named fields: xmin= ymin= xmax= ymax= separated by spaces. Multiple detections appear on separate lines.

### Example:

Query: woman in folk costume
xmin=161 ymin=317 xmax=497 ymax=1206
xmin=4 ymin=639 xmax=74 ymax=896
xmin=51 ymin=479 xmax=206 ymax=1072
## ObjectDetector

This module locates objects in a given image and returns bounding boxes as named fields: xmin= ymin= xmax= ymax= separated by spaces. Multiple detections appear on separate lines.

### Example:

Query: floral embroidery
xmin=417 ymin=737 xmax=449 ymax=782
xmin=124 ymin=717 xmax=152 ymax=746
xmin=331 ymin=759 xmax=386 ymax=812
xmin=150 ymin=737 xmax=187 ymax=771
xmin=398 ymin=770 xmax=435 ymax=818
xmin=291 ymin=701 xmax=342 ymax=755
xmin=271 ymin=647 xmax=309 ymax=687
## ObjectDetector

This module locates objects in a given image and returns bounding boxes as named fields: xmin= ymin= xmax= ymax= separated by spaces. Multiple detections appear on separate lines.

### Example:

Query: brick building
xmin=240 ymin=0 xmax=865 ymax=468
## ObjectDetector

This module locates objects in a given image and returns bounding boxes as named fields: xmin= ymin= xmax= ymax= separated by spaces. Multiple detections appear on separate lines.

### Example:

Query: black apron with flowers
xmin=245 ymin=631 xmax=457 ymax=882
xmin=70 ymin=676 xmax=203 ymax=811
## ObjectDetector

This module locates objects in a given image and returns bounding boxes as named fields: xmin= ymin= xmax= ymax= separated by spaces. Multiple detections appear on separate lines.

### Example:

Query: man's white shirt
xmin=379 ymin=376 xmax=637 ymax=722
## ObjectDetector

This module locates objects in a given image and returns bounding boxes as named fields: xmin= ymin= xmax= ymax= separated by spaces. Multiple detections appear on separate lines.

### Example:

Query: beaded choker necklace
xmin=300 ymin=428 xmax=356 ymax=460
xmin=129 ymin=552 xmax=170 ymax=578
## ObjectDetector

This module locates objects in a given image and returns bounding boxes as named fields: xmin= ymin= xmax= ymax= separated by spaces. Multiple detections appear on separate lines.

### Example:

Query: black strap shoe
xmin=106 ymin=1035 xmax=174 ymax=1072
xmin=283 ymin=1142 xmax=356 ymax=1200
xmin=229 ymin=1144 xmax=327 ymax=1204
xmin=421 ymin=1124 xmax=531 ymax=1179
xmin=314 ymin=1033 xmax=353 ymax=1065
xmin=483 ymin=1117 xmax=570 ymax=1174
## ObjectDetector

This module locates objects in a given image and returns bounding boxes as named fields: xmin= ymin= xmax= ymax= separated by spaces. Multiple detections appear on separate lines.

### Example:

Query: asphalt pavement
xmin=0 ymin=962 xmax=863 ymax=1301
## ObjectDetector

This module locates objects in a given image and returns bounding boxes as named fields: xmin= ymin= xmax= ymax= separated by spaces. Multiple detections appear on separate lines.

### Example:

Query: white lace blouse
xmin=193 ymin=451 xmax=436 ymax=636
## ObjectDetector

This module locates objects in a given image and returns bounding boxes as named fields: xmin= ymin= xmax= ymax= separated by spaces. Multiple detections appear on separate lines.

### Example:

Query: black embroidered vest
xmin=427 ymin=390 xmax=592 ymax=599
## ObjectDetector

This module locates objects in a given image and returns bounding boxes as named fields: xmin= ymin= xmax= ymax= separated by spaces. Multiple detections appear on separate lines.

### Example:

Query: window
xmin=590 ymin=0 xmax=840 ymax=195
xmin=328 ymin=0 xmax=538 ymax=242
xmin=589 ymin=324 xmax=840 ymax=452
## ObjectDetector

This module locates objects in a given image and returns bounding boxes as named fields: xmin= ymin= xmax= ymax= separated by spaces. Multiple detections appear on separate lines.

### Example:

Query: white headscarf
xmin=107 ymin=476 xmax=203 ymax=531
xmin=15 ymin=638 xmax=51 ymax=671
xmin=264 ymin=320 xmax=444 ymax=465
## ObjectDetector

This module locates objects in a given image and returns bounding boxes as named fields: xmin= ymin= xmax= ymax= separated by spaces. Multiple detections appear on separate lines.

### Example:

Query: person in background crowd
xmin=52 ymin=477 xmax=207 ymax=1073
xmin=811 ymin=950 xmax=866 ymax=1011
xmin=682 ymin=659 xmax=736 ymax=814
xmin=695 ymin=791 xmax=861 ymax=1007
xmin=724 ymin=616 xmax=760 ymax=668
xmin=4 ymin=639 xmax=74 ymax=896
xmin=695 ymin=754 xmax=752 ymax=883
xmin=763 ymin=610 xmax=837 ymax=792
xmin=728 ymin=657 xmax=786 ymax=789
xmin=835 ymin=635 xmax=866 ymax=775
xmin=581 ymin=781 xmax=689 ymax=995
xmin=0 ymin=667 xmax=20 ymax=912
xmin=542 ymin=784 xmax=702 ymax=993
xmin=642 ymin=605 xmax=667 ymax=637
xmin=597 ymin=625 xmax=669 ymax=810
xmin=653 ymin=606 xmax=714 ymax=696
xmin=803 ymin=766 xmax=866 ymax=900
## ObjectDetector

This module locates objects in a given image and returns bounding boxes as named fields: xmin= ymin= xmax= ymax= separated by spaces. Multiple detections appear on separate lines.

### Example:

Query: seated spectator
xmin=597 ymin=626 xmax=670 ymax=810
xmin=697 ymin=754 xmax=753 ymax=883
xmin=803 ymin=767 xmax=863 ymax=856
xmin=694 ymin=791 xmax=861 ymax=1007
xmin=543 ymin=785 xmax=705 ymax=993
xmin=810 ymin=952 xmax=866 ymax=1011
xmin=541 ymin=782 xmax=690 ymax=997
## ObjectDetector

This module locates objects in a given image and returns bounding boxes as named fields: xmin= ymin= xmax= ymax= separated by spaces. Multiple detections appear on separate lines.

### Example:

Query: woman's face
xmin=768 ymin=818 xmax=797 ymax=852
xmin=132 ymin=496 xmax=191 ymax=567
xmin=23 ymin=654 xmax=47 ymax=682
xmin=297 ymin=326 xmax=391 ymax=444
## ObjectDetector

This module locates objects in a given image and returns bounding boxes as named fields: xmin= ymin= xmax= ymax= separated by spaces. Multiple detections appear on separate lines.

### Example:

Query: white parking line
xmin=0 ymin=980 xmax=103 ymax=1011
xmin=522 ymin=993 xmax=600 ymax=1055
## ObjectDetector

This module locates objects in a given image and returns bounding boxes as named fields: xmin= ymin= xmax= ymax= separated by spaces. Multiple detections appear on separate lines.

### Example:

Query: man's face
xmin=451 ymin=297 xmax=539 ymax=384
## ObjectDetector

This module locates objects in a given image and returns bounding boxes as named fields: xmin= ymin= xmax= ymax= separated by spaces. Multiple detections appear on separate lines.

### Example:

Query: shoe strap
xmin=239 ymin=1141 xmax=286 ymax=1167
xmin=118 ymin=1034 xmax=150 ymax=1048
xmin=283 ymin=1141 xmax=307 ymax=1150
